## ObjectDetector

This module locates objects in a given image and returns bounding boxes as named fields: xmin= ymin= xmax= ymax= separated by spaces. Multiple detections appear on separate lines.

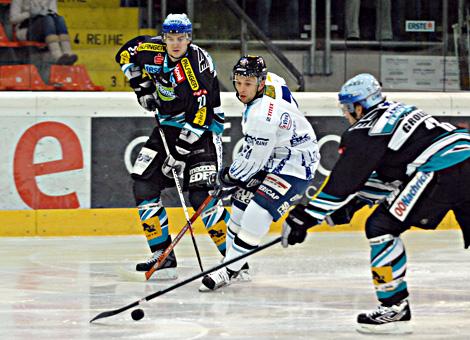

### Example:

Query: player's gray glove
xmin=162 ymin=154 xmax=185 ymax=178
xmin=138 ymin=93 xmax=158 ymax=112
xmin=208 ymin=167 xmax=238 ymax=198
xmin=281 ymin=204 xmax=320 ymax=248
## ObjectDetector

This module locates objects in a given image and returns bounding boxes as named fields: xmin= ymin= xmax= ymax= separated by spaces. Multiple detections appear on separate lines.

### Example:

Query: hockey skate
xmin=356 ymin=300 xmax=412 ymax=334
xmin=199 ymin=267 xmax=235 ymax=292
xmin=231 ymin=262 xmax=251 ymax=282
xmin=135 ymin=249 xmax=177 ymax=280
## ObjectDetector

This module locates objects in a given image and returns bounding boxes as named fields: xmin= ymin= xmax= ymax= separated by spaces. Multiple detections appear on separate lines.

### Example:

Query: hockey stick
xmin=156 ymin=124 xmax=204 ymax=273
xmin=145 ymin=194 xmax=216 ymax=280
xmin=90 ymin=236 xmax=281 ymax=323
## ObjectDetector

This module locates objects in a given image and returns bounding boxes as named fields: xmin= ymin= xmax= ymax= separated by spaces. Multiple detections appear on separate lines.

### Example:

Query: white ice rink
xmin=1 ymin=230 xmax=469 ymax=339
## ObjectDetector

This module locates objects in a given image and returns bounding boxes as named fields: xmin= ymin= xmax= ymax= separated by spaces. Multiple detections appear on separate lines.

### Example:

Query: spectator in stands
xmin=9 ymin=0 xmax=78 ymax=65
xmin=345 ymin=0 xmax=393 ymax=41
xmin=255 ymin=0 xmax=300 ymax=39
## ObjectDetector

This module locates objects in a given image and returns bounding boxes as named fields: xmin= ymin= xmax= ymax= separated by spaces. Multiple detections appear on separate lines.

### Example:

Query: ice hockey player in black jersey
xmin=115 ymin=13 xmax=229 ymax=278
xmin=281 ymin=73 xmax=470 ymax=334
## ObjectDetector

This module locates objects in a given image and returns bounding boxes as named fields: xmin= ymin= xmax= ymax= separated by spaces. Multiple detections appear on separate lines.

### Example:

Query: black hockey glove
xmin=325 ymin=197 xmax=367 ymax=226
xmin=281 ymin=204 xmax=320 ymax=248
xmin=138 ymin=93 xmax=158 ymax=112
xmin=135 ymin=79 xmax=158 ymax=112
xmin=208 ymin=167 xmax=238 ymax=199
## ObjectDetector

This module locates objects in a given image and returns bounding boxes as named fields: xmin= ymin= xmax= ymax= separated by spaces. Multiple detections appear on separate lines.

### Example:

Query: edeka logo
xmin=189 ymin=164 xmax=216 ymax=184
xmin=137 ymin=43 xmax=165 ymax=52
xmin=390 ymin=171 xmax=434 ymax=221
xmin=193 ymin=107 xmax=207 ymax=126
xmin=181 ymin=58 xmax=199 ymax=91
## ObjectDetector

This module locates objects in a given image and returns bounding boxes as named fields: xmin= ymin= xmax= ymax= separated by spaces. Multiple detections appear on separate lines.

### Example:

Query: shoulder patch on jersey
xmin=137 ymin=43 xmax=165 ymax=52
xmin=369 ymin=103 xmax=416 ymax=136
xmin=197 ymin=49 xmax=210 ymax=73
xmin=264 ymin=85 xmax=276 ymax=99
xmin=181 ymin=57 xmax=199 ymax=91
xmin=279 ymin=112 xmax=292 ymax=130
xmin=119 ymin=50 xmax=130 ymax=64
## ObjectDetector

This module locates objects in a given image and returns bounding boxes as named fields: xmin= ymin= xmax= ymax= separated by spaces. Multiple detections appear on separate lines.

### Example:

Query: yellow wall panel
xmin=60 ymin=8 xmax=139 ymax=29
xmin=0 ymin=207 xmax=461 ymax=237
xmin=58 ymin=0 xmax=120 ymax=9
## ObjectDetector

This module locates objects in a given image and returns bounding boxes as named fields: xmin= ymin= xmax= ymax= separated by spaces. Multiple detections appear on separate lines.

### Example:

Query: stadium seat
xmin=0 ymin=22 xmax=19 ymax=47
xmin=49 ymin=64 xmax=104 ymax=91
xmin=0 ymin=64 xmax=55 ymax=90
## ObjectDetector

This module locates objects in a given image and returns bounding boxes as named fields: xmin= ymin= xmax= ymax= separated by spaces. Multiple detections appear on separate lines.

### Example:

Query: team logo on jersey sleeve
xmin=174 ymin=64 xmax=186 ymax=83
xmin=279 ymin=112 xmax=292 ymax=129
xmin=119 ymin=50 xmax=130 ymax=64
xmin=181 ymin=58 xmax=199 ymax=91
xmin=264 ymin=85 xmax=276 ymax=99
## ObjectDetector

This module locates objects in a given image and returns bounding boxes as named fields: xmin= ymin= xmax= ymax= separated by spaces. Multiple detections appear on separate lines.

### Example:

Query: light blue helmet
xmin=162 ymin=13 xmax=192 ymax=35
xmin=338 ymin=73 xmax=384 ymax=113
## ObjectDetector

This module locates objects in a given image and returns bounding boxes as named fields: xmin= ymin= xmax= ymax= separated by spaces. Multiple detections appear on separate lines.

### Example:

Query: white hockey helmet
xmin=162 ymin=13 xmax=192 ymax=37
xmin=338 ymin=73 xmax=384 ymax=113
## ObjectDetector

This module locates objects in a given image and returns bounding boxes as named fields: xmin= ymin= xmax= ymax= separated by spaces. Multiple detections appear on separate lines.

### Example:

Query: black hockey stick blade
xmin=89 ymin=300 xmax=140 ymax=323
xmin=90 ymin=236 xmax=281 ymax=323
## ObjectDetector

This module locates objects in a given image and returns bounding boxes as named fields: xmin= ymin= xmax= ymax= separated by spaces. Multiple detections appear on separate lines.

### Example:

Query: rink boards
xmin=0 ymin=92 xmax=468 ymax=236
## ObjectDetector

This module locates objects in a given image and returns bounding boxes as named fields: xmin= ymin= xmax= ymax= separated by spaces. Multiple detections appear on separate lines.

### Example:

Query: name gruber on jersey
xmin=402 ymin=110 xmax=429 ymax=133
xmin=390 ymin=171 xmax=434 ymax=221
xmin=181 ymin=57 xmax=199 ymax=91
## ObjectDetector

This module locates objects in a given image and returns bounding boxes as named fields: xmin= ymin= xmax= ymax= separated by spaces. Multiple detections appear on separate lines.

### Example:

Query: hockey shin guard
xmin=369 ymin=234 xmax=409 ymax=305
xmin=138 ymin=198 xmax=171 ymax=252
xmin=200 ymin=200 xmax=229 ymax=255
xmin=224 ymin=202 xmax=272 ymax=272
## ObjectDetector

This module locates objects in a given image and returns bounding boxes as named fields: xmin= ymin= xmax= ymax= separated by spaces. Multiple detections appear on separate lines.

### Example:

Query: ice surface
xmin=0 ymin=231 xmax=469 ymax=339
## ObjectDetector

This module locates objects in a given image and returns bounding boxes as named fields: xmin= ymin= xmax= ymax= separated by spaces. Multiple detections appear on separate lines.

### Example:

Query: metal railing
xmin=153 ymin=0 xmax=457 ymax=82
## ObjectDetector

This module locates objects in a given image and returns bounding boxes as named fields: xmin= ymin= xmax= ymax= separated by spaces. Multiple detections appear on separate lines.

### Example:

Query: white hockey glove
xmin=138 ymin=93 xmax=159 ymax=112
xmin=281 ymin=204 xmax=320 ymax=248
xmin=162 ymin=154 xmax=185 ymax=178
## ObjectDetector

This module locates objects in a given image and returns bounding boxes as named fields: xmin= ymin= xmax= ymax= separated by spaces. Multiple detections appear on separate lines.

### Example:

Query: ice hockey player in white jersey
xmin=200 ymin=55 xmax=320 ymax=291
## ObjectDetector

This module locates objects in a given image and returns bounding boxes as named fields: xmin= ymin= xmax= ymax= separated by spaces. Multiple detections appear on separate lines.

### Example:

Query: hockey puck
xmin=131 ymin=308 xmax=145 ymax=321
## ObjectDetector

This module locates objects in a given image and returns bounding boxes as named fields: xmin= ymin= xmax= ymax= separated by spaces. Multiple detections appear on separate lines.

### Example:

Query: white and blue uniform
xmin=225 ymin=72 xmax=320 ymax=273
xmin=229 ymin=72 xmax=319 ymax=182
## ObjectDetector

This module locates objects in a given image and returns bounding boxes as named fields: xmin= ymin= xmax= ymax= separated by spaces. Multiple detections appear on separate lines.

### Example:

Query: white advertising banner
xmin=381 ymin=55 xmax=460 ymax=91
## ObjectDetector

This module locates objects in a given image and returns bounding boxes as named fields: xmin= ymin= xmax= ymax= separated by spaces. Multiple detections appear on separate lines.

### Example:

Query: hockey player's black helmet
xmin=232 ymin=55 xmax=267 ymax=83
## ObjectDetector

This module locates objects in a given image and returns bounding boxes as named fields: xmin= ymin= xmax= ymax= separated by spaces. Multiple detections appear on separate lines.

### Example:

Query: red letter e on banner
xmin=13 ymin=122 xmax=84 ymax=209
